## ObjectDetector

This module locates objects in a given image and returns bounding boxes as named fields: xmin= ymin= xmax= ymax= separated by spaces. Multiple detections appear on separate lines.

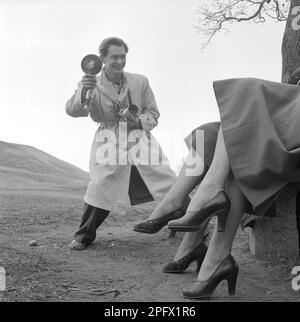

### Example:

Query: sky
xmin=0 ymin=0 xmax=285 ymax=172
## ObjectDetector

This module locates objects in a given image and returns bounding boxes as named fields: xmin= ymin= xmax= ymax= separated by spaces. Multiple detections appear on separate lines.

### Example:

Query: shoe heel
xmin=195 ymin=258 xmax=202 ymax=273
xmin=216 ymin=208 xmax=229 ymax=232
xmin=226 ymin=268 xmax=238 ymax=296
xmin=168 ymin=230 xmax=176 ymax=239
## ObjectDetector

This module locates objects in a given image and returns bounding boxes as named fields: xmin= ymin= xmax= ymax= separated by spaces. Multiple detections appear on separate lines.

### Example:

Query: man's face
xmin=102 ymin=45 xmax=126 ymax=74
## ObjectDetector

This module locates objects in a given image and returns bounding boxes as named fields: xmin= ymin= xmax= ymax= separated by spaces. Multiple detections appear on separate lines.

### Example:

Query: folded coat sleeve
xmin=65 ymin=81 xmax=101 ymax=122
xmin=139 ymin=77 xmax=160 ymax=132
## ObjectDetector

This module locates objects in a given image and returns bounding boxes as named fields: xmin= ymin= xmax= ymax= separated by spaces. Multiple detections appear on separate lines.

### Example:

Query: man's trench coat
xmin=66 ymin=70 xmax=176 ymax=214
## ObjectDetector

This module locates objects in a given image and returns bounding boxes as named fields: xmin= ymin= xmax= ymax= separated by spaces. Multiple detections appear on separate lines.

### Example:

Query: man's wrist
xmin=81 ymin=87 xmax=88 ymax=104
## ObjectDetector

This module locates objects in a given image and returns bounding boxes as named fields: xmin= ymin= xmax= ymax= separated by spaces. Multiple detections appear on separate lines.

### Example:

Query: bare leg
xmin=149 ymin=147 xmax=206 ymax=220
xmin=174 ymin=229 xmax=208 ymax=260
xmin=197 ymin=174 xmax=247 ymax=280
xmin=170 ymin=127 xmax=230 ymax=225
xmin=146 ymin=147 xmax=209 ymax=258
xmin=170 ymin=127 xmax=231 ymax=259
xmin=189 ymin=126 xmax=229 ymax=210
xmin=167 ymin=126 xmax=246 ymax=279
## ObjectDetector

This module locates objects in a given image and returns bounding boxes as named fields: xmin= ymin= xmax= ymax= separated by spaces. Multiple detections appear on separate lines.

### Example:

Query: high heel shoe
xmin=168 ymin=191 xmax=230 ymax=233
xmin=163 ymin=242 xmax=207 ymax=274
xmin=133 ymin=197 xmax=191 ymax=234
xmin=133 ymin=207 xmax=186 ymax=234
xmin=182 ymin=255 xmax=239 ymax=299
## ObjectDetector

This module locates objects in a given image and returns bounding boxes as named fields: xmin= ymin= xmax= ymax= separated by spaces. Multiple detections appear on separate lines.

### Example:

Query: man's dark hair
xmin=98 ymin=37 xmax=129 ymax=57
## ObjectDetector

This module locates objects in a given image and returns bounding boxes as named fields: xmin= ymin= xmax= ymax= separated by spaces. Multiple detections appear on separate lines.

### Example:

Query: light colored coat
xmin=66 ymin=70 xmax=176 ymax=214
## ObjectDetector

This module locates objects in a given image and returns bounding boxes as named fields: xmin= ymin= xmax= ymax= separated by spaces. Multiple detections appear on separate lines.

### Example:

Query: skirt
xmin=187 ymin=78 xmax=300 ymax=226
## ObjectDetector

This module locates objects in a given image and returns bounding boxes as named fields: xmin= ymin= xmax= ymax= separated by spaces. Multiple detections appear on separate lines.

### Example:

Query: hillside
xmin=0 ymin=141 xmax=89 ymax=192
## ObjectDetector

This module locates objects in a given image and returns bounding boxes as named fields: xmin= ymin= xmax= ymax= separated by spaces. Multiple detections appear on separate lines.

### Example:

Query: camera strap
xmin=95 ymin=87 xmax=108 ymax=129
xmin=127 ymin=89 xmax=133 ymax=107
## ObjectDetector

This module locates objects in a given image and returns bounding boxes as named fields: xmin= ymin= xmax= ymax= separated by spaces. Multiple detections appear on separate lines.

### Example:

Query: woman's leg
xmin=173 ymin=229 xmax=208 ymax=260
xmin=176 ymin=174 xmax=247 ymax=265
xmin=188 ymin=126 xmax=229 ymax=211
xmin=148 ymin=147 xmax=206 ymax=220
xmin=170 ymin=126 xmax=230 ymax=224
xmin=166 ymin=126 xmax=246 ymax=280
xmin=169 ymin=126 xmax=231 ymax=259
xmin=197 ymin=174 xmax=247 ymax=280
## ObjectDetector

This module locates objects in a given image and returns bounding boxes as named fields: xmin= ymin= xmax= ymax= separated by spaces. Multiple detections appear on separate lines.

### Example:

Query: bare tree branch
xmin=224 ymin=0 xmax=268 ymax=21
xmin=195 ymin=0 xmax=290 ymax=49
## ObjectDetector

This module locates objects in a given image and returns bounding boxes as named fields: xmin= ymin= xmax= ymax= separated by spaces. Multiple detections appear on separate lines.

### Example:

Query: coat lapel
xmin=98 ymin=69 xmax=131 ymax=104
xmin=99 ymin=69 xmax=119 ymax=103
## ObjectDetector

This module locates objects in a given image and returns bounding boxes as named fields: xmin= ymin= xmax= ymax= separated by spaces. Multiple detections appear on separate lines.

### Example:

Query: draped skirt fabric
xmin=187 ymin=78 xmax=300 ymax=222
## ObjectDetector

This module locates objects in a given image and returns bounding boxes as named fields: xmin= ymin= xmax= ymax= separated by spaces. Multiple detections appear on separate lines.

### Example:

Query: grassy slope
xmin=0 ymin=140 xmax=89 ymax=191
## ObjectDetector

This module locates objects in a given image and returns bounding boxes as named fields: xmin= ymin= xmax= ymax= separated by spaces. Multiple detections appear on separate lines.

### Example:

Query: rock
xmin=29 ymin=240 xmax=38 ymax=247
xmin=249 ymin=184 xmax=299 ymax=260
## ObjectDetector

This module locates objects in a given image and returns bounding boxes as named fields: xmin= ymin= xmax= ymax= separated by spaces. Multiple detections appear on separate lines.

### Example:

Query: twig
xmin=68 ymin=287 xmax=120 ymax=297
xmin=86 ymin=289 xmax=120 ymax=297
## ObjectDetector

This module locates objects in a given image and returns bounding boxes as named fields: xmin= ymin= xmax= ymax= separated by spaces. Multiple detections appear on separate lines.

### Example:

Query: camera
xmin=120 ymin=104 xmax=138 ymax=120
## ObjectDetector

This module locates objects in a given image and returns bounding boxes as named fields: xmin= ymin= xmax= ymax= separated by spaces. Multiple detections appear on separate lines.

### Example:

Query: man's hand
xmin=82 ymin=75 xmax=97 ymax=89
xmin=123 ymin=114 xmax=142 ymax=130
xmin=81 ymin=75 xmax=97 ymax=110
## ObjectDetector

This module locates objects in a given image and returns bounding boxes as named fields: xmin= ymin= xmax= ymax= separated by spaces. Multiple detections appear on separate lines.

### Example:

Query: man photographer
xmin=66 ymin=37 xmax=176 ymax=250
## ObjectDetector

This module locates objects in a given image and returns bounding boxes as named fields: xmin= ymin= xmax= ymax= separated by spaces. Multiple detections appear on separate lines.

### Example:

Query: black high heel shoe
xmin=133 ymin=207 xmax=186 ymax=234
xmin=163 ymin=242 xmax=207 ymax=274
xmin=168 ymin=191 xmax=230 ymax=233
xmin=182 ymin=255 xmax=239 ymax=299
xmin=133 ymin=197 xmax=191 ymax=234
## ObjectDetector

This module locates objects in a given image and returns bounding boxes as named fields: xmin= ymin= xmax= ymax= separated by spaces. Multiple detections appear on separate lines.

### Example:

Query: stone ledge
xmin=249 ymin=184 xmax=299 ymax=260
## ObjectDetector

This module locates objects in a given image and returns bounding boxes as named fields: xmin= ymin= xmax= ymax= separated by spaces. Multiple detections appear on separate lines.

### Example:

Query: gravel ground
xmin=0 ymin=189 xmax=300 ymax=302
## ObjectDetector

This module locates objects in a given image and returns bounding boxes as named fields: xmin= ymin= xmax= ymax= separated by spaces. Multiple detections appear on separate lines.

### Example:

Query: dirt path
xmin=0 ymin=191 xmax=299 ymax=302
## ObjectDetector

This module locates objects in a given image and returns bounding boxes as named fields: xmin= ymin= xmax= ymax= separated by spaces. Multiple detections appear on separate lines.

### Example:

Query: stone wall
xmin=249 ymin=185 xmax=299 ymax=260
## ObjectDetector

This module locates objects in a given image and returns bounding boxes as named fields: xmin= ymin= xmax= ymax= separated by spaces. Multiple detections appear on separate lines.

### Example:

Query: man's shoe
xmin=68 ymin=240 xmax=87 ymax=251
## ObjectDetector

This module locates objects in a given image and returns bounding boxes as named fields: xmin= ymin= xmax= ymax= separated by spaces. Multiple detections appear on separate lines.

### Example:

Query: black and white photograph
xmin=1 ymin=0 xmax=300 ymax=306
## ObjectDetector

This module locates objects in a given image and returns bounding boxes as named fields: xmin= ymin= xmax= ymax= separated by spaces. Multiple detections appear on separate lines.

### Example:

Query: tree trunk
xmin=281 ymin=0 xmax=300 ymax=82
xmin=282 ymin=0 xmax=300 ymax=256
